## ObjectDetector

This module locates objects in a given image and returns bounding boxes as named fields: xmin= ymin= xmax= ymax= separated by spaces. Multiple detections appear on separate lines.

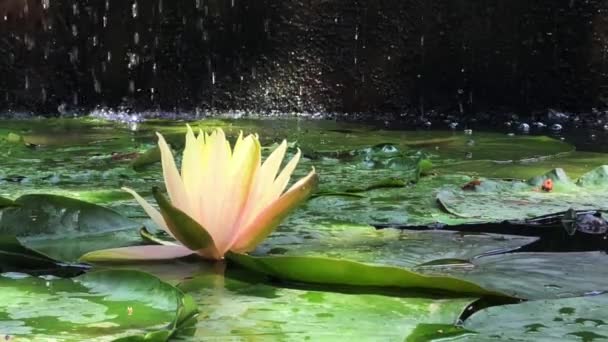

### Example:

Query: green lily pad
xmin=255 ymin=222 xmax=538 ymax=269
xmin=0 ymin=194 xmax=138 ymax=237
xmin=0 ymin=269 xmax=197 ymax=341
xmin=226 ymin=221 xmax=535 ymax=296
xmin=464 ymin=293 xmax=608 ymax=341
xmin=0 ymin=196 xmax=17 ymax=208
xmin=436 ymin=151 xmax=608 ymax=180
xmin=577 ymin=165 xmax=608 ymax=188
xmin=405 ymin=324 xmax=477 ymax=341
xmin=228 ymin=252 xmax=506 ymax=296
xmin=419 ymin=252 xmax=608 ymax=300
xmin=0 ymin=194 xmax=142 ymax=262
xmin=131 ymin=146 xmax=161 ymax=171
xmin=436 ymin=167 xmax=608 ymax=222
xmin=177 ymin=269 xmax=478 ymax=341
xmin=0 ymin=235 xmax=60 ymax=272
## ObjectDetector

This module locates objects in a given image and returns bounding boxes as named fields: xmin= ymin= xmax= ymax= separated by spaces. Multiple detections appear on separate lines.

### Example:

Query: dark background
xmin=1 ymin=0 xmax=608 ymax=119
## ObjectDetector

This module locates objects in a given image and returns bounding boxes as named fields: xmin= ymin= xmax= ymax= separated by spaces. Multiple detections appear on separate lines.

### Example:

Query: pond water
xmin=1 ymin=117 xmax=608 ymax=341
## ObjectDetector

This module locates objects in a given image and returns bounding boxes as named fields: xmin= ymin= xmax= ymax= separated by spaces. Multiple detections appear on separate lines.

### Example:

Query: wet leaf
xmin=0 ymin=194 xmax=142 ymax=262
xmin=0 ymin=196 xmax=17 ymax=208
xmin=435 ymin=167 xmax=608 ymax=222
xmin=420 ymin=252 xmax=608 ymax=299
xmin=464 ymin=294 xmax=608 ymax=341
xmin=177 ymin=269 xmax=478 ymax=340
xmin=228 ymin=252 xmax=507 ymax=296
xmin=256 ymin=222 xmax=538 ymax=270
xmin=131 ymin=146 xmax=161 ymax=171
xmin=0 ymin=270 xmax=197 ymax=341
xmin=405 ymin=324 xmax=477 ymax=341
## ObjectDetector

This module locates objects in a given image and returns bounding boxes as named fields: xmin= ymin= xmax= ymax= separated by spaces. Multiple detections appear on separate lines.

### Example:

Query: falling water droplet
xmin=133 ymin=32 xmax=139 ymax=44
xmin=94 ymin=79 xmax=101 ymax=94
xmin=127 ymin=53 xmax=139 ymax=69
xmin=132 ymin=1 xmax=138 ymax=18
xmin=69 ymin=46 xmax=79 ymax=64
xmin=42 ymin=0 xmax=50 ymax=10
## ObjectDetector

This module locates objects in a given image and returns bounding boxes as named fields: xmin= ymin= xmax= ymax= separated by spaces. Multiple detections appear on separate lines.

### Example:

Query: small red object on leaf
xmin=542 ymin=179 xmax=553 ymax=192
xmin=462 ymin=179 xmax=482 ymax=191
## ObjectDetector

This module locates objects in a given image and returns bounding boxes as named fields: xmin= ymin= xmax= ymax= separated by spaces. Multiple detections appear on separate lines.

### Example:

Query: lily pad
xmin=255 ymin=222 xmax=538 ymax=269
xmin=405 ymin=324 xmax=477 ymax=341
xmin=225 ymin=222 xmax=537 ymax=296
xmin=436 ymin=167 xmax=608 ymax=222
xmin=419 ymin=252 xmax=608 ymax=299
xmin=0 ymin=269 xmax=197 ymax=341
xmin=464 ymin=293 xmax=608 ymax=341
xmin=0 ymin=235 xmax=61 ymax=272
xmin=228 ymin=252 xmax=505 ymax=296
xmin=0 ymin=194 xmax=142 ymax=262
xmin=0 ymin=196 xmax=17 ymax=208
xmin=177 ymin=269 xmax=478 ymax=341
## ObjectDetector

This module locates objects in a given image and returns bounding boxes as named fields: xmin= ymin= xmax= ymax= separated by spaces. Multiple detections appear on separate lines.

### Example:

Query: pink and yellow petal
xmin=231 ymin=168 xmax=318 ymax=253
xmin=213 ymin=134 xmax=261 ymax=254
xmin=156 ymin=132 xmax=190 ymax=214
xmin=234 ymin=140 xmax=287 ymax=231
xmin=80 ymin=245 xmax=194 ymax=263
xmin=181 ymin=125 xmax=205 ymax=223
xmin=270 ymin=148 xmax=302 ymax=199
xmin=121 ymin=187 xmax=175 ymax=239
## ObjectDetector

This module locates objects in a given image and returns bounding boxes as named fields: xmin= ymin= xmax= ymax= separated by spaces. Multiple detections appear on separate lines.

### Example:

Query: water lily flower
xmin=83 ymin=126 xmax=317 ymax=262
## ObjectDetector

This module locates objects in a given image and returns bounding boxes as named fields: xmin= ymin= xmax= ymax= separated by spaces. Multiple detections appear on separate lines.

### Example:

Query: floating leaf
xmin=405 ymin=324 xmax=477 ymax=341
xmin=0 ymin=196 xmax=17 ymax=209
xmin=178 ymin=269 xmax=478 ymax=340
xmin=577 ymin=165 xmax=608 ymax=188
xmin=6 ymin=132 xmax=23 ymax=143
xmin=131 ymin=146 xmax=161 ymax=171
xmin=435 ymin=167 xmax=608 ymax=222
xmin=255 ymin=222 xmax=538 ymax=270
xmin=420 ymin=252 xmax=608 ymax=299
xmin=228 ymin=252 xmax=508 ymax=296
xmin=0 ymin=235 xmax=60 ymax=272
xmin=0 ymin=194 xmax=141 ymax=262
xmin=416 ymin=159 xmax=433 ymax=182
xmin=0 ymin=270 xmax=197 ymax=341
xmin=464 ymin=293 xmax=608 ymax=341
